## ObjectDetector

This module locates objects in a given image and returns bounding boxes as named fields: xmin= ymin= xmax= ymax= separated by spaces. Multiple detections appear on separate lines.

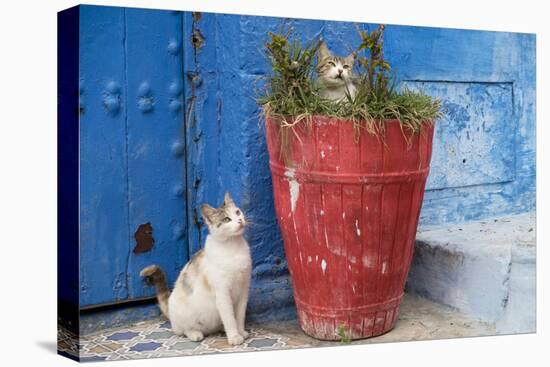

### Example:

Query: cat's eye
xmin=327 ymin=61 xmax=336 ymax=67
xmin=235 ymin=210 xmax=241 ymax=216
xmin=343 ymin=64 xmax=350 ymax=69
xmin=222 ymin=217 xmax=231 ymax=223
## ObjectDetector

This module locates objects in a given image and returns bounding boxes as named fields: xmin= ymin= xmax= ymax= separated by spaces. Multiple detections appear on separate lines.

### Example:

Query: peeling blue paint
xmin=402 ymin=81 xmax=516 ymax=190
xmin=72 ymin=6 xmax=535 ymax=324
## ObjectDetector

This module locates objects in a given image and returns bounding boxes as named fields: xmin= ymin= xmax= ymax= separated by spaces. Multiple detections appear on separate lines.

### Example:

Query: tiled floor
xmin=59 ymin=320 xmax=312 ymax=362
xmin=59 ymin=294 xmax=496 ymax=362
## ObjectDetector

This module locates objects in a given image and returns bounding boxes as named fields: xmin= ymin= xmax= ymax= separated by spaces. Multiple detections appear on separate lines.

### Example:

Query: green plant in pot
xmin=259 ymin=25 xmax=441 ymax=340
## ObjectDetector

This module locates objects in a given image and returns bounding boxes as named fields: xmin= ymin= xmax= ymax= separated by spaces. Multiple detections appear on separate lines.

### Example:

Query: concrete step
xmin=406 ymin=212 xmax=535 ymax=334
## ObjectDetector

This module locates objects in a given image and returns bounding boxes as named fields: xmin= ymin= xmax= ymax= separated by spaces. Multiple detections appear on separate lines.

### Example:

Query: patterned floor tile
xmin=146 ymin=330 xmax=175 ymax=339
xmin=169 ymin=340 xmax=202 ymax=351
xmin=247 ymin=338 xmax=278 ymax=348
xmin=88 ymin=344 xmax=113 ymax=354
xmin=129 ymin=341 xmax=163 ymax=352
xmin=59 ymin=318 xmax=312 ymax=362
xmin=107 ymin=331 xmax=140 ymax=341
xmin=58 ymin=294 xmax=498 ymax=362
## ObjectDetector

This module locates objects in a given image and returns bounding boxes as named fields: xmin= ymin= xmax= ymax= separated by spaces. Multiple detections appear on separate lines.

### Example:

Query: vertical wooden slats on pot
xmin=266 ymin=115 xmax=434 ymax=340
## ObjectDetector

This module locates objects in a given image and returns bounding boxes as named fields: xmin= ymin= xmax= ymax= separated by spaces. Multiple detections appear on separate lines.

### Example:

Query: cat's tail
xmin=140 ymin=265 xmax=170 ymax=318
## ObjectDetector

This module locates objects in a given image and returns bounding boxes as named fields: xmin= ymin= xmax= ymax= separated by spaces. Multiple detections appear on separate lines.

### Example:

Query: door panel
xmin=79 ymin=6 xmax=130 ymax=306
xmin=79 ymin=6 xmax=188 ymax=307
xmin=125 ymin=9 xmax=188 ymax=298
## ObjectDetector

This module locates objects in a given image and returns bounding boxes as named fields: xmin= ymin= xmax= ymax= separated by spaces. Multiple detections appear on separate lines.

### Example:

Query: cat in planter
xmin=316 ymin=41 xmax=357 ymax=101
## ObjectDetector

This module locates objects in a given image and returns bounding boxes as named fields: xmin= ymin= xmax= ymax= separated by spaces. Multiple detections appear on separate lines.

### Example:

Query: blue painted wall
xmin=75 ymin=6 xmax=535 ymax=321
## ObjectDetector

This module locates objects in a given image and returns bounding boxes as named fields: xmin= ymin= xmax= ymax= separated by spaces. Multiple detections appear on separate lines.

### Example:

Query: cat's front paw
xmin=186 ymin=330 xmax=204 ymax=342
xmin=227 ymin=333 xmax=244 ymax=345
xmin=240 ymin=330 xmax=249 ymax=339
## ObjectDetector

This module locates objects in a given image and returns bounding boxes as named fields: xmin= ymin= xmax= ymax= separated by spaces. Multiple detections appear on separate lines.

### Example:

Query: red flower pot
xmin=265 ymin=115 xmax=434 ymax=340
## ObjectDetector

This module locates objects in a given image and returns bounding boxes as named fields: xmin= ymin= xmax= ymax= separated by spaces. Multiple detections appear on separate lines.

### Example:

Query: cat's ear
xmin=223 ymin=192 xmax=235 ymax=207
xmin=318 ymin=41 xmax=331 ymax=61
xmin=201 ymin=204 xmax=216 ymax=226
xmin=344 ymin=52 xmax=356 ymax=66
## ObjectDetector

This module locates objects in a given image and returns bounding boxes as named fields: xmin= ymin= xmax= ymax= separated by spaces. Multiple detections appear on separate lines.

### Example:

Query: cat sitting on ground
xmin=140 ymin=192 xmax=252 ymax=345
xmin=316 ymin=41 xmax=357 ymax=102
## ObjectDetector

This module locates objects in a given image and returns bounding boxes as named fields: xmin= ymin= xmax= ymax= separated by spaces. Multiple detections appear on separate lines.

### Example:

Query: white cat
xmin=140 ymin=192 xmax=252 ymax=345
xmin=316 ymin=41 xmax=357 ymax=101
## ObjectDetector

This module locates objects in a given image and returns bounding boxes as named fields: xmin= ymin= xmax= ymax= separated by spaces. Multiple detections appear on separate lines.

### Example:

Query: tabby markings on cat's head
xmin=200 ymin=192 xmax=247 ymax=238
xmin=316 ymin=41 xmax=355 ymax=88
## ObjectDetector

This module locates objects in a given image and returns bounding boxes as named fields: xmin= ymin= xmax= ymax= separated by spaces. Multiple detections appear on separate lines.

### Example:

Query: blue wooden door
xmin=79 ymin=6 xmax=188 ymax=307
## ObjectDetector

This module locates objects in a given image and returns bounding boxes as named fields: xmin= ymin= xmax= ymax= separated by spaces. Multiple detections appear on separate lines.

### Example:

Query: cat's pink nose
xmin=338 ymin=69 xmax=343 ymax=74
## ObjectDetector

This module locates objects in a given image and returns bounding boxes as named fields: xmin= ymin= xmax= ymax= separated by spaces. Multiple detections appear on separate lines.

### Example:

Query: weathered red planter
xmin=265 ymin=115 xmax=434 ymax=340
